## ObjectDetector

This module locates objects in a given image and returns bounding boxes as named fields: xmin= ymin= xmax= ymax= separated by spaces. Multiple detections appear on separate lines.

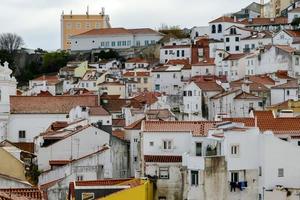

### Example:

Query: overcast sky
xmin=1 ymin=0 xmax=259 ymax=50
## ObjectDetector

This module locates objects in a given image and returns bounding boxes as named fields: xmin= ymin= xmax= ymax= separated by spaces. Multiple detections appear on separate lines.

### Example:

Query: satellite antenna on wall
xmin=86 ymin=5 xmax=89 ymax=16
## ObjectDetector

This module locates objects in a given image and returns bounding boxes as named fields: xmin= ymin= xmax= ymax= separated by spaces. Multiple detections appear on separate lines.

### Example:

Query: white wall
xmin=271 ymin=88 xmax=298 ymax=105
xmin=160 ymin=47 xmax=191 ymax=63
xmin=152 ymin=71 xmax=183 ymax=95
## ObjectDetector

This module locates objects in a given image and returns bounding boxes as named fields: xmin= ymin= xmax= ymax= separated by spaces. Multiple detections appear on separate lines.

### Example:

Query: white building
xmin=160 ymin=45 xmax=191 ymax=64
xmin=182 ymin=82 xmax=202 ymax=120
xmin=0 ymin=62 xmax=16 ymax=141
xmin=270 ymin=80 xmax=299 ymax=105
xmin=28 ymin=75 xmax=62 ymax=96
xmin=125 ymin=58 xmax=150 ymax=70
xmin=190 ymin=26 xmax=210 ymax=39
xmin=70 ymin=28 xmax=163 ymax=51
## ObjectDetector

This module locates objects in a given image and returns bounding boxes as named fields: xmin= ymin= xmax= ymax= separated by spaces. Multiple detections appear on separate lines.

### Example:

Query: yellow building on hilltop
xmin=61 ymin=8 xmax=111 ymax=50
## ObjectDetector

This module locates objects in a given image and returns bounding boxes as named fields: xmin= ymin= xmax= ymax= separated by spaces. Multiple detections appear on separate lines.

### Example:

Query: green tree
xmin=42 ymin=51 xmax=72 ymax=73
xmin=291 ymin=17 xmax=300 ymax=29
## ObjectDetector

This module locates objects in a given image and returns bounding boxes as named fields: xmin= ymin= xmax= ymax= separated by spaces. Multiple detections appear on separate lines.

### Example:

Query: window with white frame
xmin=230 ymin=144 xmax=239 ymax=156
xmin=163 ymin=140 xmax=172 ymax=150
xmin=159 ymin=167 xmax=169 ymax=179
xmin=230 ymin=171 xmax=239 ymax=182
xmin=191 ymin=170 xmax=199 ymax=186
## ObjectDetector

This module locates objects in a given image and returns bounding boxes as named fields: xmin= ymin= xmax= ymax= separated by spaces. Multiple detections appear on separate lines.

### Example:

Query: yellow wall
xmin=61 ymin=14 xmax=110 ymax=50
xmin=74 ymin=61 xmax=88 ymax=78
xmin=0 ymin=147 xmax=26 ymax=181
xmin=268 ymin=100 xmax=300 ymax=114
xmin=99 ymin=180 xmax=153 ymax=200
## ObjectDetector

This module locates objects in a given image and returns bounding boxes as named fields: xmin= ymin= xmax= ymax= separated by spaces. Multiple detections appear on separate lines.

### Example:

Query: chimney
xmin=234 ymin=16 xmax=237 ymax=22
xmin=241 ymin=83 xmax=250 ymax=93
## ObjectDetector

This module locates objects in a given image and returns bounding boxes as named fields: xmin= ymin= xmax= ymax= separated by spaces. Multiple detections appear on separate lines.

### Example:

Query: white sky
xmin=0 ymin=0 xmax=259 ymax=50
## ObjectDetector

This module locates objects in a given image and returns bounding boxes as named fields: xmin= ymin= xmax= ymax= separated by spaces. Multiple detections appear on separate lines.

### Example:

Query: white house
xmin=191 ymin=58 xmax=215 ymax=77
xmin=125 ymin=58 xmax=150 ymax=70
xmin=270 ymin=80 xmax=299 ymax=105
xmin=5 ymin=95 xmax=109 ymax=143
xmin=190 ymin=26 xmax=210 ymax=39
xmin=182 ymin=82 xmax=202 ymax=120
xmin=28 ymin=75 xmax=62 ymax=96
xmin=160 ymin=45 xmax=191 ymax=64
xmin=70 ymin=28 xmax=163 ymax=51
xmin=152 ymin=64 xmax=185 ymax=95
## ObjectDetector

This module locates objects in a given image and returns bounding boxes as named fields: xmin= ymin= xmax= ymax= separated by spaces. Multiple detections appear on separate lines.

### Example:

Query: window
xmin=191 ymin=171 xmax=199 ymax=186
xmin=156 ymin=74 xmax=160 ymax=79
xmin=226 ymin=46 xmax=230 ymax=51
xmin=230 ymin=172 xmax=239 ymax=182
xmin=173 ymin=73 xmax=176 ymax=79
xmin=259 ymin=166 xmax=262 ymax=176
xmin=298 ymin=141 xmax=300 ymax=146
xmin=165 ymin=50 xmax=168 ymax=55
xmin=101 ymin=42 xmax=105 ymax=47
xmin=95 ymin=22 xmax=101 ymax=28
xmin=19 ymin=130 xmax=26 ymax=139
xmin=251 ymin=44 xmax=255 ymax=49
xmin=136 ymin=41 xmax=140 ymax=46
xmin=249 ymin=102 xmax=254 ymax=108
xmin=196 ymin=142 xmax=202 ymax=156
xmin=122 ymin=41 xmax=126 ymax=46
xmin=145 ymin=40 xmax=149 ymax=45
xmin=77 ymin=175 xmax=83 ymax=181
xmin=155 ymin=84 xmax=160 ymax=91
xmin=205 ymin=68 xmax=209 ymax=74
xmin=111 ymin=41 xmax=116 ymax=47
xmin=134 ymin=156 xmax=137 ymax=162
xmin=217 ymin=24 xmax=222 ymax=33
xmin=177 ymin=50 xmax=180 ymax=57
xmin=188 ymin=91 xmax=192 ymax=96
xmin=296 ymin=57 xmax=299 ymax=65
xmin=235 ymin=46 xmax=240 ymax=51
xmin=66 ymin=23 xmax=72 ymax=29
xmin=163 ymin=140 xmax=172 ymax=149
xmin=258 ymin=102 xmax=263 ymax=107
xmin=196 ymin=104 xmax=198 ymax=110
xmin=127 ymin=40 xmax=131 ymax=46
xmin=144 ymin=78 xmax=148 ymax=83
xmin=278 ymin=168 xmax=284 ymax=177
xmin=117 ymin=41 xmax=122 ymax=46
xmin=93 ymin=82 xmax=96 ymax=87
xmin=235 ymin=37 xmax=239 ymax=42
xmin=287 ymin=90 xmax=290 ymax=96
xmin=137 ymin=78 xmax=141 ymax=83
xmin=226 ymin=37 xmax=230 ymax=42
xmin=212 ymin=25 xmax=216 ymax=33
xmin=149 ymin=141 xmax=154 ymax=146
xmin=231 ymin=145 xmax=239 ymax=156
xmin=181 ymin=50 xmax=185 ymax=57
xmin=159 ymin=167 xmax=169 ymax=179
xmin=151 ymin=40 xmax=156 ymax=44
xmin=81 ymin=192 xmax=94 ymax=200
xmin=173 ymin=85 xmax=178 ymax=90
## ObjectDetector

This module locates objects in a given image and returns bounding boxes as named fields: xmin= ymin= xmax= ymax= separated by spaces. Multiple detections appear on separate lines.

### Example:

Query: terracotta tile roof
xmin=125 ymin=118 xmax=144 ymax=130
xmin=10 ymin=95 xmax=98 ymax=114
xmin=112 ymin=129 xmax=126 ymax=140
xmin=126 ymin=58 xmax=149 ymax=63
xmin=195 ymin=81 xmax=224 ymax=92
xmin=98 ymin=81 xmax=124 ymax=86
xmin=243 ymin=17 xmax=288 ymax=25
xmin=271 ymin=80 xmax=298 ymax=89
xmin=75 ymin=178 xmax=133 ymax=186
xmin=123 ymin=71 xmax=150 ymax=77
xmin=190 ymin=75 xmax=227 ymax=83
xmin=144 ymin=155 xmax=182 ymax=163
xmin=13 ymin=142 xmax=35 ymax=154
xmin=193 ymin=58 xmax=215 ymax=66
xmin=225 ymin=111 xmax=300 ymax=135
xmin=234 ymin=92 xmax=262 ymax=100
xmin=102 ymin=99 xmax=142 ymax=113
xmin=210 ymin=89 xmax=240 ymax=99
xmin=32 ymin=75 xmax=60 ymax=85
xmin=143 ymin=121 xmax=217 ymax=136
xmin=167 ymin=59 xmax=190 ymax=65
xmin=275 ymin=70 xmax=294 ymax=80
xmin=48 ymin=121 xmax=69 ymax=131
xmin=89 ymin=106 xmax=110 ymax=116
xmin=209 ymin=16 xmax=246 ymax=24
xmin=230 ymin=80 xmax=270 ymax=92
xmin=267 ymin=100 xmax=289 ymax=109
xmin=275 ymin=45 xmax=296 ymax=53
xmin=36 ymin=91 xmax=53 ymax=97
xmin=248 ymin=75 xmax=275 ymax=86
xmin=0 ymin=189 xmax=42 ymax=200
xmin=112 ymin=119 xmax=126 ymax=127
xmin=133 ymin=92 xmax=161 ymax=105
xmin=224 ymin=53 xmax=247 ymax=60
xmin=283 ymin=29 xmax=300 ymax=37
xmin=74 ymin=28 xmax=132 ymax=37
xmin=161 ymin=45 xmax=190 ymax=49
xmin=128 ymin=28 xmax=161 ymax=35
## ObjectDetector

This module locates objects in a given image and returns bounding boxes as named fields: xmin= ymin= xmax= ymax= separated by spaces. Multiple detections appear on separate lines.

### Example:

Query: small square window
xmin=231 ymin=145 xmax=239 ymax=156
xmin=150 ymin=141 xmax=154 ymax=146
xmin=19 ymin=130 xmax=26 ymax=139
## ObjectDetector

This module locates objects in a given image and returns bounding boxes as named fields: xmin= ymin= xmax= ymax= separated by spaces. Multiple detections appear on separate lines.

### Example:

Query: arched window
xmin=211 ymin=25 xmax=216 ymax=33
xmin=218 ymin=24 xmax=222 ymax=33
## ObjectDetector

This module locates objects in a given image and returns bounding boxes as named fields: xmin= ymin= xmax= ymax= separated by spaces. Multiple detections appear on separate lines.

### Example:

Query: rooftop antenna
xmin=70 ymin=10 xmax=72 ymax=18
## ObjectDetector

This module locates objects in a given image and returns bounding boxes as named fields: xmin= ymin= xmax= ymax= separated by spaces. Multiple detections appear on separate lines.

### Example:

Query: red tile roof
xmin=89 ymin=106 xmax=110 ymax=116
xmin=49 ymin=160 xmax=70 ymax=166
xmin=10 ymin=95 xmax=99 ymax=114
xmin=209 ymin=16 xmax=246 ymax=24
xmin=224 ymin=111 xmax=300 ymax=135
xmin=36 ymin=91 xmax=53 ymax=97
xmin=126 ymin=58 xmax=149 ymax=63
xmin=275 ymin=45 xmax=296 ymax=53
xmin=143 ymin=121 xmax=217 ymax=136
xmin=32 ymin=75 xmax=60 ymax=85
xmin=125 ymin=118 xmax=144 ymax=130
xmin=234 ymin=92 xmax=262 ymax=100
xmin=194 ymin=81 xmax=224 ymax=92
xmin=167 ymin=59 xmax=190 ymax=65
xmin=193 ymin=58 xmax=215 ymax=66
xmin=133 ymin=92 xmax=161 ymax=105
xmin=161 ymin=45 xmax=190 ymax=49
xmin=112 ymin=118 xmax=126 ymax=127
xmin=248 ymin=75 xmax=275 ymax=86
xmin=75 ymin=178 xmax=133 ymax=186
xmin=243 ymin=17 xmax=288 ymax=25
xmin=0 ymin=188 xmax=43 ymax=200
xmin=224 ymin=53 xmax=247 ymax=60
xmin=112 ymin=129 xmax=126 ymax=140
xmin=144 ymin=155 xmax=182 ymax=163
xmin=123 ymin=71 xmax=150 ymax=77
xmin=283 ymin=29 xmax=300 ymax=37
xmin=75 ymin=28 xmax=160 ymax=37
xmin=271 ymin=80 xmax=298 ymax=89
